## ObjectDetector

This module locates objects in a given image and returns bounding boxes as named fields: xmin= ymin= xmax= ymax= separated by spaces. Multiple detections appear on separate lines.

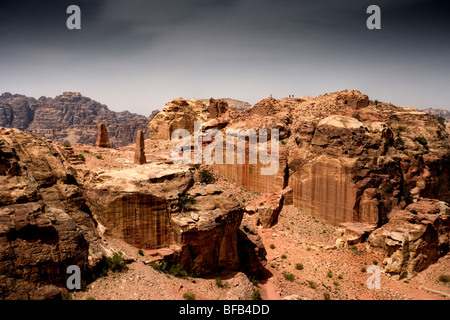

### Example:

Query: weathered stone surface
xmin=226 ymin=272 xmax=254 ymax=300
xmin=209 ymin=98 xmax=228 ymax=119
xmin=0 ymin=92 xmax=154 ymax=147
xmin=95 ymin=123 xmax=110 ymax=148
xmin=368 ymin=199 xmax=449 ymax=279
xmin=0 ymin=128 xmax=105 ymax=300
xmin=134 ymin=130 xmax=146 ymax=165
xmin=237 ymin=221 xmax=267 ymax=278
xmin=79 ymin=164 xmax=244 ymax=275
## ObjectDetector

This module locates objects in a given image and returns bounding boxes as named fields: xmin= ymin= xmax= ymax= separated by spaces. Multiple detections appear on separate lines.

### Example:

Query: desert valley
xmin=0 ymin=90 xmax=449 ymax=300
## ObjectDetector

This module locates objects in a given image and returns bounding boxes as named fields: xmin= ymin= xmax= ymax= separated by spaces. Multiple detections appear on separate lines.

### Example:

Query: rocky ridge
xmin=0 ymin=92 xmax=159 ymax=147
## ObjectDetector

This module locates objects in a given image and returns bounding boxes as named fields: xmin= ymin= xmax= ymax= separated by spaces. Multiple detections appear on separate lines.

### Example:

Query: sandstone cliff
xmin=0 ymin=128 xmax=106 ymax=299
xmin=77 ymin=162 xmax=246 ymax=275
xmin=148 ymin=90 xmax=450 ymax=229
xmin=0 ymin=92 xmax=158 ymax=147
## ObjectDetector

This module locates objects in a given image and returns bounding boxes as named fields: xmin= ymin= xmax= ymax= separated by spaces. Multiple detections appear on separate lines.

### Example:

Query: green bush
xmin=281 ymin=140 xmax=287 ymax=145
xmin=374 ymin=100 xmax=379 ymax=106
xmin=105 ymin=252 xmax=127 ymax=272
xmin=199 ymin=169 xmax=215 ymax=184
xmin=337 ymin=274 xmax=343 ymax=280
xmin=415 ymin=136 xmax=428 ymax=149
xmin=438 ymin=275 xmax=450 ymax=283
xmin=96 ymin=154 xmax=103 ymax=160
xmin=437 ymin=116 xmax=446 ymax=127
xmin=86 ymin=296 xmax=96 ymax=300
xmin=215 ymin=277 xmax=223 ymax=287
xmin=281 ymin=254 xmax=287 ymax=259
xmin=327 ymin=270 xmax=333 ymax=278
xmin=183 ymin=292 xmax=196 ymax=300
xmin=372 ymin=260 xmax=378 ymax=265
xmin=283 ymin=271 xmax=295 ymax=282
xmin=361 ymin=267 xmax=367 ymax=273
xmin=352 ymin=113 xmax=361 ymax=120
xmin=323 ymin=292 xmax=331 ymax=300
xmin=307 ymin=280 xmax=317 ymax=289
xmin=178 ymin=193 xmax=196 ymax=212
xmin=295 ymin=263 xmax=304 ymax=270
xmin=252 ymin=288 xmax=262 ymax=300
xmin=63 ymin=142 xmax=71 ymax=148
xmin=78 ymin=154 xmax=85 ymax=161
xmin=138 ymin=249 xmax=144 ymax=256
xmin=270 ymin=244 xmax=275 ymax=249
xmin=394 ymin=136 xmax=404 ymax=149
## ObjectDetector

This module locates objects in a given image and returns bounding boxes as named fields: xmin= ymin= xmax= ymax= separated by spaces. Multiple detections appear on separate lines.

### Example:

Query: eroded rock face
xmin=0 ymin=128 xmax=105 ymax=299
xmin=368 ymin=199 xmax=449 ymax=279
xmin=0 ymin=92 xmax=153 ymax=147
xmin=134 ymin=130 xmax=146 ymax=165
xmin=79 ymin=164 xmax=244 ymax=275
xmin=148 ymin=98 xmax=208 ymax=140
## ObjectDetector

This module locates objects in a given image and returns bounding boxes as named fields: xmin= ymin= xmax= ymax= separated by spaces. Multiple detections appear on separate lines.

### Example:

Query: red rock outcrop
xmin=134 ymin=130 xmax=146 ymax=165
xmin=95 ymin=123 xmax=110 ymax=148
xmin=0 ymin=128 xmax=106 ymax=299
xmin=368 ymin=199 xmax=449 ymax=279
xmin=78 ymin=164 xmax=245 ymax=275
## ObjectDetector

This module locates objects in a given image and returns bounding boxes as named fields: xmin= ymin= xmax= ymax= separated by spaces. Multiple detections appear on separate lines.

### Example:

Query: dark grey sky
xmin=0 ymin=0 xmax=449 ymax=115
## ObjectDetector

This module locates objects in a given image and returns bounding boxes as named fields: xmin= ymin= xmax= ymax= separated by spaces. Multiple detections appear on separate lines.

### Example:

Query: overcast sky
xmin=0 ymin=0 xmax=449 ymax=115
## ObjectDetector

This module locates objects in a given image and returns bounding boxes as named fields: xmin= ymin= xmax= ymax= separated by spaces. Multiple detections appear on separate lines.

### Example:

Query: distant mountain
xmin=0 ymin=92 xmax=159 ymax=147
xmin=422 ymin=108 xmax=450 ymax=123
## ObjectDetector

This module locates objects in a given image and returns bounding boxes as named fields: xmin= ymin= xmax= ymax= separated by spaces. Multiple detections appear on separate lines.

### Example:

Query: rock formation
xmin=0 ymin=92 xmax=155 ymax=147
xmin=95 ymin=123 xmax=110 ymax=148
xmin=77 ymin=163 xmax=245 ymax=275
xmin=134 ymin=130 xmax=146 ymax=165
xmin=0 ymin=128 xmax=105 ymax=300
xmin=368 ymin=199 xmax=449 ymax=279
xmin=148 ymin=90 xmax=450 ymax=228
xmin=209 ymin=98 xmax=228 ymax=118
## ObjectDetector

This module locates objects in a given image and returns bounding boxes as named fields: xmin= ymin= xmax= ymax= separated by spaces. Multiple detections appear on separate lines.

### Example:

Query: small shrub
xmin=437 ymin=116 xmax=446 ymax=127
xmin=415 ymin=136 xmax=428 ymax=149
xmin=372 ymin=260 xmax=378 ymax=265
xmin=178 ymin=193 xmax=196 ymax=212
xmin=281 ymin=254 xmax=287 ymax=259
xmin=86 ymin=296 xmax=96 ymax=300
xmin=411 ymin=209 xmax=418 ymax=215
xmin=349 ymin=245 xmax=357 ymax=252
xmin=62 ymin=293 xmax=73 ymax=300
xmin=215 ymin=277 xmax=223 ymax=288
xmin=394 ymin=136 xmax=404 ymax=149
xmin=270 ymin=244 xmax=275 ymax=249
xmin=83 ymin=149 xmax=90 ymax=153
xmin=361 ymin=267 xmax=367 ymax=273
xmin=259 ymin=202 xmax=264 ymax=206
xmin=63 ymin=142 xmax=71 ymax=148
xmin=337 ymin=274 xmax=343 ymax=280
xmin=327 ymin=270 xmax=333 ymax=278
xmin=283 ymin=271 xmax=295 ymax=282
xmin=333 ymin=280 xmax=339 ymax=287
xmin=183 ymin=292 xmax=196 ymax=300
xmin=374 ymin=100 xmax=379 ymax=105
xmin=307 ymin=247 xmax=312 ymax=251
xmin=252 ymin=288 xmax=262 ymax=300
xmin=242 ymin=199 xmax=246 ymax=203
xmin=105 ymin=252 xmax=127 ymax=272
xmin=96 ymin=154 xmax=103 ymax=160
xmin=199 ymin=169 xmax=215 ymax=184
xmin=193 ymin=163 xmax=200 ymax=169
xmin=281 ymin=140 xmax=287 ymax=145
xmin=352 ymin=113 xmax=361 ymax=121
xmin=307 ymin=280 xmax=317 ymax=289
xmin=323 ymin=292 xmax=331 ymax=300
xmin=138 ymin=249 xmax=144 ymax=256
xmin=438 ymin=275 xmax=450 ymax=283
xmin=78 ymin=154 xmax=85 ymax=161
xmin=295 ymin=263 xmax=304 ymax=270
xmin=270 ymin=263 xmax=276 ymax=268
